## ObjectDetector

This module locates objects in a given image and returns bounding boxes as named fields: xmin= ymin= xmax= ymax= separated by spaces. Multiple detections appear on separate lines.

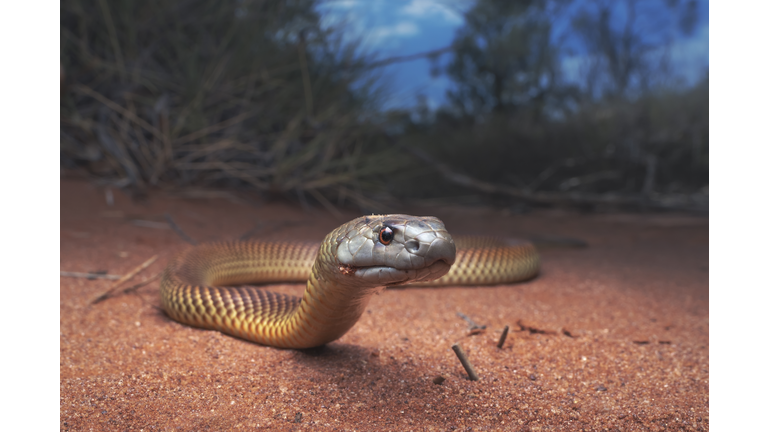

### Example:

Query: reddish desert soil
xmin=60 ymin=179 xmax=709 ymax=431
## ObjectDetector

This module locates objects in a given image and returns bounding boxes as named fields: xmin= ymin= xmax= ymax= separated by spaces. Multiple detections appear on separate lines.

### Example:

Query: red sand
xmin=60 ymin=179 xmax=708 ymax=431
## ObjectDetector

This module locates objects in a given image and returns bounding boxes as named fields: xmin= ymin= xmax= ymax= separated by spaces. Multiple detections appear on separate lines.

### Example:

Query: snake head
xmin=331 ymin=214 xmax=456 ymax=287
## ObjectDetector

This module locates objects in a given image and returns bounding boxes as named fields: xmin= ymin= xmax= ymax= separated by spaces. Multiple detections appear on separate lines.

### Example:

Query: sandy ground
xmin=60 ymin=179 xmax=709 ymax=431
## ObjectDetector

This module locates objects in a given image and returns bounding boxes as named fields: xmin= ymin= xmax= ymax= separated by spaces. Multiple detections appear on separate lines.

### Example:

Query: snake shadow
xmin=289 ymin=342 xmax=441 ymax=388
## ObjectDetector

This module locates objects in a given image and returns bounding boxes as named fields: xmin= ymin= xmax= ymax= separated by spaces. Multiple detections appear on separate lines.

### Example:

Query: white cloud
xmin=401 ymin=0 xmax=463 ymax=24
xmin=317 ymin=0 xmax=465 ymax=50
xmin=369 ymin=21 xmax=420 ymax=42
xmin=327 ymin=0 xmax=359 ymax=9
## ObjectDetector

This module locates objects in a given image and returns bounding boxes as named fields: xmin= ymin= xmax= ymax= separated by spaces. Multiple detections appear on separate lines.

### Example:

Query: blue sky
xmin=317 ymin=0 xmax=710 ymax=110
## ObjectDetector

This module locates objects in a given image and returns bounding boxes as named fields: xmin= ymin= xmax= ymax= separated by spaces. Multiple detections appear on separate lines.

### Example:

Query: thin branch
xmin=497 ymin=325 xmax=510 ymax=349
xmin=362 ymin=46 xmax=452 ymax=70
xmin=74 ymin=84 xmax=166 ymax=144
xmin=117 ymin=272 xmax=162 ymax=297
xmin=174 ymin=111 xmax=255 ymax=146
xmin=451 ymin=344 xmax=479 ymax=381
xmin=164 ymin=213 xmax=198 ymax=245
xmin=405 ymin=147 xmax=707 ymax=212
xmin=91 ymin=255 xmax=159 ymax=304
xmin=457 ymin=312 xmax=486 ymax=331
xmin=94 ymin=272 xmax=162 ymax=303
xmin=60 ymin=271 xmax=122 ymax=280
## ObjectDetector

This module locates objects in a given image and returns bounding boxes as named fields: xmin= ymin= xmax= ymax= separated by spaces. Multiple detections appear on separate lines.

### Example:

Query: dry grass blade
xmin=91 ymin=255 xmax=159 ymax=304
xmin=116 ymin=272 xmax=162 ymax=298
xmin=174 ymin=111 xmax=256 ymax=146
xmin=73 ymin=84 xmax=164 ymax=142
xmin=90 ymin=272 xmax=162 ymax=304
xmin=61 ymin=271 xmax=122 ymax=280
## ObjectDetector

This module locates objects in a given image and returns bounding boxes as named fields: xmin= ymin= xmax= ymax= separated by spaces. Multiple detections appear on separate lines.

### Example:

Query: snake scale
xmin=161 ymin=214 xmax=539 ymax=348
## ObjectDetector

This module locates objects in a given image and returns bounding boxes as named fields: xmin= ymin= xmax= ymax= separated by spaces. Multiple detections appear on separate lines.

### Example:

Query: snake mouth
xmin=339 ymin=258 xmax=453 ymax=287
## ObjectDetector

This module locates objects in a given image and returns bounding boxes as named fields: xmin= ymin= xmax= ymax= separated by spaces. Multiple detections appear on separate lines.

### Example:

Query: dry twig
xmin=117 ymin=272 xmax=162 ymax=297
xmin=90 ymin=272 xmax=162 ymax=304
xmin=456 ymin=312 xmax=486 ymax=331
xmin=405 ymin=147 xmax=707 ymax=212
xmin=451 ymin=344 xmax=479 ymax=381
xmin=497 ymin=325 xmax=510 ymax=349
xmin=60 ymin=271 xmax=122 ymax=280
xmin=516 ymin=319 xmax=558 ymax=335
xmin=91 ymin=255 xmax=158 ymax=304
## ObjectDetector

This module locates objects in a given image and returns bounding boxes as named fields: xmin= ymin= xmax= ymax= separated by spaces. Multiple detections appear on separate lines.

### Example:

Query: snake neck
xmin=279 ymin=238 xmax=383 ymax=348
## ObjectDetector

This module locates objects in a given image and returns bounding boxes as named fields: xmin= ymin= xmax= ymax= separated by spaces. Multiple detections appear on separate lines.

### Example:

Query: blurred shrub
xmin=391 ymin=0 xmax=708 ymax=212
xmin=60 ymin=0 xmax=401 ymax=211
xmin=393 ymin=75 xmax=708 ymax=210
xmin=60 ymin=0 xmax=708 ymax=213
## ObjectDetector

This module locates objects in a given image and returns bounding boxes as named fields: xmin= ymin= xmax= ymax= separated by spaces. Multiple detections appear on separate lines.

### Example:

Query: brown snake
xmin=160 ymin=214 xmax=539 ymax=348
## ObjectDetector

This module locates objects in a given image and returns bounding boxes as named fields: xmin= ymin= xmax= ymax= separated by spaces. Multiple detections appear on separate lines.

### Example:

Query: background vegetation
xmin=61 ymin=0 xmax=708 ymax=213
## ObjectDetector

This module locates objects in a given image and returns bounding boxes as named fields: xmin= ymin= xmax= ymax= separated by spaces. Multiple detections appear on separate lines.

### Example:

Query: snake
xmin=160 ymin=214 xmax=539 ymax=349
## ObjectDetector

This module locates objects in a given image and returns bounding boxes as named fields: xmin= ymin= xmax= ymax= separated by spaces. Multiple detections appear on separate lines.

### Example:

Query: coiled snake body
xmin=161 ymin=215 xmax=539 ymax=348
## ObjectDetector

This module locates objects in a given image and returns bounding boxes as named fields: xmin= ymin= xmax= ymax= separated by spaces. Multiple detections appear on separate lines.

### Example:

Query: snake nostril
xmin=405 ymin=240 xmax=420 ymax=253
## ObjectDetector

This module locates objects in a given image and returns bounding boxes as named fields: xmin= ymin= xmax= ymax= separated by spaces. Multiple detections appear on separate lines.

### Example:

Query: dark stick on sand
xmin=60 ymin=271 xmax=122 ymax=280
xmin=451 ymin=344 xmax=479 ymax=381
xmin=497 ymin=325 xmax=510 ymax=349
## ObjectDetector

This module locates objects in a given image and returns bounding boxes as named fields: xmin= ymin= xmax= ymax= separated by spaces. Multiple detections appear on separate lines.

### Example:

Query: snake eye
xmin=379 ymin=226 xmax=394 ymax=245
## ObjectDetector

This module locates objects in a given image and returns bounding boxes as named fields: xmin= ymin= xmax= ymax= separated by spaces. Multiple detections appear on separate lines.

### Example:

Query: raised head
xmin=324 ymin=214 xmax=456 ymax=288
